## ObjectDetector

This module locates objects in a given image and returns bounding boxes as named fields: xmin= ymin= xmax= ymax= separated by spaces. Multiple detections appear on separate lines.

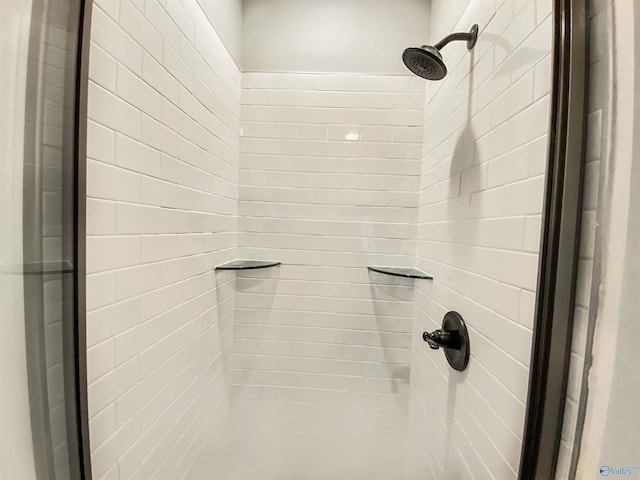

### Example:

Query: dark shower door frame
xmin=74 ymin=0 xmax=93 ymax=478
xmin=68 ymin=1 xmax=587 ymax=479
xmin=518 ymin=0 xmax=587 ymax=478
xmin=18 ymin=0 xmax=93 ymax=478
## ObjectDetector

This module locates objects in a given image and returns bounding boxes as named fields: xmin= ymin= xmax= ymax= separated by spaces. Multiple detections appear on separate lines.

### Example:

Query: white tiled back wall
xmin=231 ymin=72 xmax=424 ymax=480
xmin=85 ymin=0 xmax=240 ymax=479
xmin=406 ymin=1 xmax=552 ymax=479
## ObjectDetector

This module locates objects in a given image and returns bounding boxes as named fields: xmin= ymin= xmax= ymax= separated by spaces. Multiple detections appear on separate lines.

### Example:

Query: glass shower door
xmin=1 ymin=0 xmax=87 ymax=478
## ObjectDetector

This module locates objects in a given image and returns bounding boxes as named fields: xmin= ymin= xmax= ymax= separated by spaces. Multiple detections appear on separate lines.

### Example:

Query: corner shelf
xmin=368 ymin=266 xmax=433 ymax=280
xmin=215 ymin=260 xmax=281 ymax=271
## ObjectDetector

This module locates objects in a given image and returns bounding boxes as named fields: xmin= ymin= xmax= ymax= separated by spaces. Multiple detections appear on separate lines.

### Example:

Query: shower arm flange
xmin=433 ymin=24 xmax=479 ymax=51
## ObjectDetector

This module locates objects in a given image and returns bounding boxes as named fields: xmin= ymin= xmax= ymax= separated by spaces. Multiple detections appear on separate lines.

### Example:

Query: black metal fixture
xmin=402 ymin=24 xmax=479 ymax=80
xmin=422 ymin=311 xmax=470 ymax=371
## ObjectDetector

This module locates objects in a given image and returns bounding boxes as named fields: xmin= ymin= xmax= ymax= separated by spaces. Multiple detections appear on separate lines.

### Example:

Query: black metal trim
xmin=518 ymin=1 xmax=587 ymax=478
xmin=433 ymin=24 xmax=479 ymax=51
xmin=74 ymin=0 xmax=94 ymax=478
xmin=442 ymin=311 xmax=470 ymax=372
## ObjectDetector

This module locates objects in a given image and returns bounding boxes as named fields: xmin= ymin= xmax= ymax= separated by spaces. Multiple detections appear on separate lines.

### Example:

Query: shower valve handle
xmin=423 ymin=312 xmax=470 ymax=371
xmin=422 ymin=329 xmax=462 ymax=350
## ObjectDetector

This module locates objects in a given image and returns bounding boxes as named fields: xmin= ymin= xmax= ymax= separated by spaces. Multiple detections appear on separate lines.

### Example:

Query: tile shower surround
xmin=86 ymin=1 xmax=240 ymax=478
xmin=233 ymin=72 xmax=423 ymax=479
xmin=85 ymin=0 xmax=554 ymax=479
xmin=405 ymin=1 xmax=552 ymax=479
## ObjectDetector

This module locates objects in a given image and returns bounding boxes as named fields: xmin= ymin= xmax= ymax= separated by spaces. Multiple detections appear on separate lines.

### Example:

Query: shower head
xmin=402 ymin=45 xmax=447 ymax=80
xmin=403 ymin=24 xmax=479 ymax=81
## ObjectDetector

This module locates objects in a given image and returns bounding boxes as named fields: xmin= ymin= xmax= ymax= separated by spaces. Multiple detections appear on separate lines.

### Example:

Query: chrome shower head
xmin=403 ymin=24 xmax=479 ymax=81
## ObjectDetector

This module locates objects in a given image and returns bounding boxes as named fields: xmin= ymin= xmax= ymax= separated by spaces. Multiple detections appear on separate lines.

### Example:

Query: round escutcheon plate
xmin=442 ymin=311 xmax=470 ymax=371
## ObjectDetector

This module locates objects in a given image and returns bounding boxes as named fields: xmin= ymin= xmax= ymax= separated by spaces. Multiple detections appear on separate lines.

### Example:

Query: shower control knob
xmin=422 ymin=311 xmax=471 ymax=371
xmin=422 ymin=329 xmax=461 ymax=350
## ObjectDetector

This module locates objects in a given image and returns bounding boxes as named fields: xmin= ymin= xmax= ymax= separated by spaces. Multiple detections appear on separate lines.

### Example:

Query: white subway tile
xmin=87 ymin=297 xmax=142 ymax=347
xmin=87 ymin=235 xmax=141 ymax=273
xmin=88 ymin=357 xmax=139 ymax=417
xmin=91 ymin=413 xmax=140 ymax=479
xmin=91 ymin=6 xmax=142 ymax=75
xmin=115 ymin=133 xmax=162 ymax=177
xmin=87 ymin=159 xmax=141 ymax=203
xmin=88 ymin=82 xmax=142 ymax=139
xmin=87 ymin=199 xmax=115 ymax=235
xmin=87 ymin=1 xmax=239 ymax=475
xmin=119 ymin=0 xmax=163 ymax=61
xmin=86 ymin=271 xmax=115 ymax=311
xmin=87 ymin=120 xmax=115 ymax=164
xmin=89 ymin=44 xmax=117 ymax=92
xmin=89 ymin=403 xmax=116 ymax=451
xmin=95 ymin=0 xmax=118 ymax=21
xmin=87 ymin=339 xmax=115 ymax=383
xmin=162 ymin=43 xmax=193 ymax=91
xmin=116 ymin=65 xmax=162 ymax=119
xmin=142 ymin=51 xmax=180 ymax=104
xmin=143 ymin=1 xmax=183 ymax=52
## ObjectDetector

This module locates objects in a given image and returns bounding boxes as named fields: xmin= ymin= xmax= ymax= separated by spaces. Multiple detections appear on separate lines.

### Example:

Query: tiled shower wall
xmin=85 ymin=1 xmax=240 ymax=479
xmin=406 ymin=1 xmax=552 ymax=479
xmin=229 ymin=72 xmax=424 ymax=480
xmin=82 ymin=1 xmax=560 ymax=479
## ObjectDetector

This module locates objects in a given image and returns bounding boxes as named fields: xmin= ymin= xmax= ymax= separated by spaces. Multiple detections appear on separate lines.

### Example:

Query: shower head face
xmin=402 ymin=46 xmax=447 ymax=80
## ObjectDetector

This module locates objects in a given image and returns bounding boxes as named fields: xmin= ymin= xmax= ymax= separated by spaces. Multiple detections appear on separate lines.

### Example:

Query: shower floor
xmin=213 ymin=455 xmax=406 ymax=480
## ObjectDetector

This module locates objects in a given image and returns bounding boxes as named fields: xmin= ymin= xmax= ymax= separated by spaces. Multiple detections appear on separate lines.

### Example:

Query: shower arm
xmin=433 ymin=24 xmax=479 ymax=51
